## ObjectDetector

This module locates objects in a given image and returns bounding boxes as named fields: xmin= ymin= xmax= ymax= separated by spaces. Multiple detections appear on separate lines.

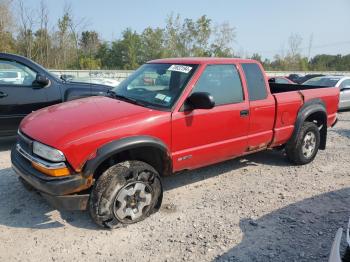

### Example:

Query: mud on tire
xmin=89 ymin=160 xmax=163 ymax=229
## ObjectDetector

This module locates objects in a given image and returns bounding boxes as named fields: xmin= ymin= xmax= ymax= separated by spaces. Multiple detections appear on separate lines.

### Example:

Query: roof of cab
xmin=148 ymin=57 xmax=256 ymax=65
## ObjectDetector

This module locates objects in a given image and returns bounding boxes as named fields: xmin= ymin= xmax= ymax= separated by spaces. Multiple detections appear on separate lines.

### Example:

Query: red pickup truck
xmin=11 ymin=58 xmax=339 ymax=228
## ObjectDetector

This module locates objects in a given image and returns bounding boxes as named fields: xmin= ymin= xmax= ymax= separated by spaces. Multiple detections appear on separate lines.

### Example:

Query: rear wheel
xmin=285 ymin=122 xmax=320 ymax=165
xmin=89 ymin=160 xmax=162 ymax=229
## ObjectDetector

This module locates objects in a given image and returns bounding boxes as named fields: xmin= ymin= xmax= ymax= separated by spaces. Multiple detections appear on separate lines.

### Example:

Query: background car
xmin=297 ymin=74 xmax=325 ymax=84
xmin=0 ymin=71 xmax=23 ymax=84
xmin=303 ymin=76 xmax=350 ymax=110
xmin=70 ymin=77 xmax=121 ymax=88
xmin=268 ymin=76 xmax=295 ymax=84
xmin=0 ymin=53 xmax=111 ymax=137
xmin=287 ymin=73 xmax=302 ymax=83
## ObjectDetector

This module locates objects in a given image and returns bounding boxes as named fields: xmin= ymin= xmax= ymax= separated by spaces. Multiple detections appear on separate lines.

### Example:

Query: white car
xmin=71 ymin=77 xmax=120 ymax=88
xmin=0 ymin=71 xmax=23 ymax=85
xmin=303 ymin=76 xmax=350 ymax=110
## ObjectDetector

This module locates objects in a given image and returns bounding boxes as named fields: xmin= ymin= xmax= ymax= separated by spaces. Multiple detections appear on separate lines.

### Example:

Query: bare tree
xmin=17 ymin=0 xmax=37 ymax=58
xmin=288 ymin=33 xmax=303 ymax=57
xmin=307 ymin=33 xmax=314 ymax=60
xmin=211 ymin=22 xmax=236 ymax=57
xmin=37 ymin=0 xmax=50 ymax=66
xmin=63 ymin=4 xmax=88 ymax=67
xmin=0 ymin=0 xmax=14 ymax=32
xmin=0 ymin=0 xmax=15 ymax=52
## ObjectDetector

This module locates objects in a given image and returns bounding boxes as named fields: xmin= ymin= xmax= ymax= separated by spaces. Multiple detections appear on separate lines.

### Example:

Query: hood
xmin=66 ymin=81 xmax=112 ymax=90
xmin=20 ymin=96 xmax=170 ymax=154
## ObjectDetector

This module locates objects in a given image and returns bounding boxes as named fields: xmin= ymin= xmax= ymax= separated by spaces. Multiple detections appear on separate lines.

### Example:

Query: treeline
xmin=1 ymin=0 xmax=349 ymax=71
xmin=253 ymin=53 xmax=350 ymax=71
xmin=0 ymin=0 xmax=235 ymax=70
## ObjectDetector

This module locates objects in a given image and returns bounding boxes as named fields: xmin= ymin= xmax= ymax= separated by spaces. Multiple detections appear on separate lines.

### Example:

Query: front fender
xmin=82 ymin=136 xmax=171 ymax=178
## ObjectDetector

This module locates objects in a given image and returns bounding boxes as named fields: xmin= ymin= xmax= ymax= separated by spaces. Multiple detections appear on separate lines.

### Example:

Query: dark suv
xmin=0 ymin=53 xmax=111 ymax=137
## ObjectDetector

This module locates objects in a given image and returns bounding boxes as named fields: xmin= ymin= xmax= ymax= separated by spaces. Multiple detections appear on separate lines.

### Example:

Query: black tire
xmin=285 ymin=122 xmax=320 ymax=165
xmin=89 ymin=160 xmax=163 ymax=229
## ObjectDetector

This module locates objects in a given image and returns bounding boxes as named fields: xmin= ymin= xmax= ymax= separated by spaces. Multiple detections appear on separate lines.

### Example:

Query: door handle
xmin=240 ymin=109 xmax=249 ymax=117
xmin=0 ymin=92 xmax=8 ymax=98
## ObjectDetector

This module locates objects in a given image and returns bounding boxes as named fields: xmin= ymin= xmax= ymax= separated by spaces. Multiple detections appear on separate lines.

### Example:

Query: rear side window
xmin=241 ymin=63 xmax=267 ymax=101
xmin=192 ymin=64 xmax=244 ymax=106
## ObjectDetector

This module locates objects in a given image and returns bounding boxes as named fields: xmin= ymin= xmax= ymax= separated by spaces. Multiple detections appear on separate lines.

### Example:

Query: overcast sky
xmin=23 ymin=0 xmax=350 ymax=59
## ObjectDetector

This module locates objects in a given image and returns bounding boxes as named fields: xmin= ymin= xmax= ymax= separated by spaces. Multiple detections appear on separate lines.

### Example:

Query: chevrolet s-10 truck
xmin=11 ymin=58 xmax=339 ymax=228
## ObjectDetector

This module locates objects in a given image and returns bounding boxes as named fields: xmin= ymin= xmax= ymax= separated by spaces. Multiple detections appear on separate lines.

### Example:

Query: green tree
xmin=79 ymin=56 xmax=101 ymax=69
xmin=79 ymin=31 xmax=101 ymax=55
xmin=312 ymin=54 xmax=348 ymax=71
xmin=251 ymin=53 xmax=263 ymax=63
xmin=210 ymin=22 xmax=236 ymax=57
xmin=140 ymin=27 xmax=165 ymax=63
xmin=96 ymin=42 xmax=113 ymax=69
xmin=183 ymin=15 xmax=212 ymax=56
xmin=106 ymin=29 xmax=142 ymax=70
xmin=164 ymin=14 xmax=186 ymax=57
xmin=119 ymin=28 xmax=142 ymax=70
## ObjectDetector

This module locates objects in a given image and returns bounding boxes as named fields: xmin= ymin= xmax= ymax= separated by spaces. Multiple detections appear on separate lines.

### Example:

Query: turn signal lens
xmin=31 ymin=162 xmax=71 ymax=177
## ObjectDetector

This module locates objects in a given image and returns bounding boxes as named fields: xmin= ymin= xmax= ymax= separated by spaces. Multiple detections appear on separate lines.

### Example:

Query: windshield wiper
xmin=107 ymin=90 xmax=148 ymax=107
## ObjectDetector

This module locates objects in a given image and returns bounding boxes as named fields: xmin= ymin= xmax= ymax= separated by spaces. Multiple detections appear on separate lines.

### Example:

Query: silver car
xmin=303 ymin=76 xmax=350 ymax=110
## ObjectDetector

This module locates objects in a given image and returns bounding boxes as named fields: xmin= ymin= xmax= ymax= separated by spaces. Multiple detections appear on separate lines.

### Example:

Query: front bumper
xmin=11 ymin=147 xmax=90 ymax=210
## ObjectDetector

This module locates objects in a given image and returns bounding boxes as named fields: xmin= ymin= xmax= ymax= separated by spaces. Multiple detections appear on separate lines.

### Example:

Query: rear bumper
xmin=11 ymin=147 xmax=90 ymax=210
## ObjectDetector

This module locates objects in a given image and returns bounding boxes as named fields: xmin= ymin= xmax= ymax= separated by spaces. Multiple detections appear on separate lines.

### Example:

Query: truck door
xmin=241 ymin=63 xmax=276 ymax=151
xmin=0 ymin=59 xmax=49 ymax=136
xmin=171 ymin=64 xmax=249 ymax=171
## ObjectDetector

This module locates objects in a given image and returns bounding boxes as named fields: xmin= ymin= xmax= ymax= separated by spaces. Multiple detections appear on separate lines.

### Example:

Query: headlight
xmin=33 ymin=141 xmax=66 ymax=162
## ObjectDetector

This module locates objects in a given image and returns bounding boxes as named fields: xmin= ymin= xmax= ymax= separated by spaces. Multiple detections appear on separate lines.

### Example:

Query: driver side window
xmin=0 ymin=59 xmax=37 ymax=86
xmin=191 ymin=64 xmax=244 ymax=106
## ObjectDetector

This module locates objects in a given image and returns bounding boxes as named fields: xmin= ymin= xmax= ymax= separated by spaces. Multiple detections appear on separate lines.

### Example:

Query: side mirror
xmin=268 ymin=78 xmax=276 ymax=83
xmin=35 ymin=74 xmax=50 ymax=87
xmin=185 ymin=92 xmax=215 ymax=110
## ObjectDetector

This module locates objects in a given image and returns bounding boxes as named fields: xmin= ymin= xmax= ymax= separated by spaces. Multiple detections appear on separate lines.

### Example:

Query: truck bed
xmin=269 ymin=82 xmax=332 ymax=94
xmin=268 ymin=82 xmax=339 ymax=148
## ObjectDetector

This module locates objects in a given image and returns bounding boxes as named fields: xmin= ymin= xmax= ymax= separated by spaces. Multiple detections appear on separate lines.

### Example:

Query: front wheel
xmin=285 ymin=122 xmax=320 ymax=165
xmin=89 ymin=160 xmax=163 ymax=229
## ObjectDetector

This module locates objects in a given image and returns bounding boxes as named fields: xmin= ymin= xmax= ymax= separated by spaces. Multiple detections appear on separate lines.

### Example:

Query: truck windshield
xmin=112 ymin=63 xmax=198 ymax=109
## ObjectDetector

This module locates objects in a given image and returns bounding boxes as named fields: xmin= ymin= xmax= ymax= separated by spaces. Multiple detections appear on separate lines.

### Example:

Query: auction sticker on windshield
xmin=168 ymin=65 xmax=192 ymax=74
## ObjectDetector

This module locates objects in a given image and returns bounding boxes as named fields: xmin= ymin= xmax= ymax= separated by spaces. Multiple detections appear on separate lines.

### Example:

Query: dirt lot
xmin=0 ymin=112 xmax=349 ymax=262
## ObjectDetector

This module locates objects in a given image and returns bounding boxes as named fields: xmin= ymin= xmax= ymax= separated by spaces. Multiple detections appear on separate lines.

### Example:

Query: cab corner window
xmin=192 ymin=64 xmax=244 ymax=106
xmin=241 ymin=63 xmax=267 ymax=101
xmin=0 ymin=59 xmax=37 ymax=86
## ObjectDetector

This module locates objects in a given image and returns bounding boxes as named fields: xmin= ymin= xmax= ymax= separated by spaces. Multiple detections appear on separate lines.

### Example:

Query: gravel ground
xmin=0 ymin=112 xmax=350 ymax=262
